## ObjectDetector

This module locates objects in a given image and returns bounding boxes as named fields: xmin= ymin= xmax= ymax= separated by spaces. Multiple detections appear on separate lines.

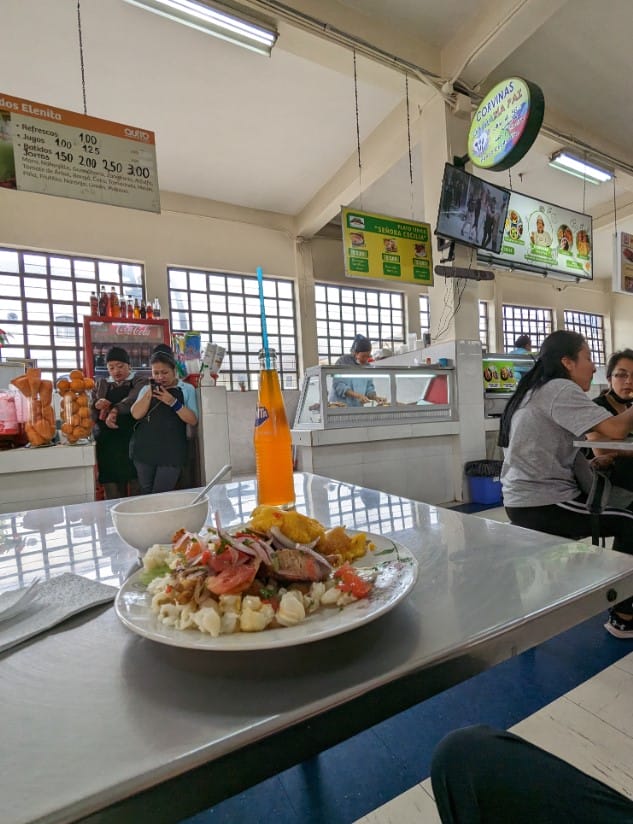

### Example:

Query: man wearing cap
xmin=329 ymin=334 xmax=386 ymax=406
xmin=91 ymin=346 xmax=146 ymax=499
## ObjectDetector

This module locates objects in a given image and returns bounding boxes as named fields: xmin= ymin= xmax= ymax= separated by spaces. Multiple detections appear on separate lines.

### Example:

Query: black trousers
xmin=506 ymin=498 xmax=633 ymax=614
xmin=431 ymin=725 xmax=633 ymax=823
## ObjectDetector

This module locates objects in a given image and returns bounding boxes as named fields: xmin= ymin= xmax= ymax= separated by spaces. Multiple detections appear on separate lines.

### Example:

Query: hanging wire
xmin=508 ymin=168 xmax=513 ymax=190
xmin=612 ymin=173 xmax=618 ymax=236
xmin=353 ymin=50 xmax=363 ymax=209
xmin=405 ymin=73 xmax=415 ymax=219
xmin=77 ymin=0 xmax=88 ymax=114
xmin=582 ymin=151 xmax=587 ymax=215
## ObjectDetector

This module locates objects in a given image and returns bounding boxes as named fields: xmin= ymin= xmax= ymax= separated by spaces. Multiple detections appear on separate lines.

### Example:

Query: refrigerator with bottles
xmin=82 ymin=317 xmax=171 ymax=380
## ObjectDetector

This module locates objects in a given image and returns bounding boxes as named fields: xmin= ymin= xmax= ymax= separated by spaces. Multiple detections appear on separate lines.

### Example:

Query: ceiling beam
xmin=249 ymin=0 xmax=442 ymax=77
xmin=294 ymin=84 xmax=433 ymax=237
xmin=441 ymin=0 xmax=567 ymax=89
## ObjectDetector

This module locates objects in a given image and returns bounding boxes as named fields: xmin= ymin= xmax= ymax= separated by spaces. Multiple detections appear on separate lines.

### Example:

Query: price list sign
xmin=0 ymin=92 xmax=160 ymax=212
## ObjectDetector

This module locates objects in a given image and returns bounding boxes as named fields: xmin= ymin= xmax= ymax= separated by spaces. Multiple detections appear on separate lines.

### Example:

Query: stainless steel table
xmin=3 ymin=473 xmax=633 ymax=824
xmin=574 ymin=437 xmax=633 ymax=451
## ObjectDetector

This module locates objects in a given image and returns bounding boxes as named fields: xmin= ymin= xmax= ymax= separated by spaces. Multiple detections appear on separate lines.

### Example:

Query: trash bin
xmin=464 ymin=460 xmax=503 ymax=505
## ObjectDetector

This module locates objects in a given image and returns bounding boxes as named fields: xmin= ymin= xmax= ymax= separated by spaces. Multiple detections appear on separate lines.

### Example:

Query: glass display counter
xmin=294 ymin=364 xmax=456 ymax=430
xmin=482 ymin=353 xmax=534 ymax=417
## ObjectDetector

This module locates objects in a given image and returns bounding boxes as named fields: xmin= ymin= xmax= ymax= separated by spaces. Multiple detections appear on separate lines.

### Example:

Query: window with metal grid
xmin=0 ymin=246 xmax=144 ymax=382
xmin=419 ymin=294 xmax=430 ymax=339
xmin=315 ymin=282 xmax=405 ymax=363
xmin=501 ymin=303 xmax=553 ymax=352
xmin=168 ymin=268 xmax=299 ymax=390
xmin=563 ymin=310 xmax=606 ymax=364
xmin=479 ymin=300 xmax=490 ymax=351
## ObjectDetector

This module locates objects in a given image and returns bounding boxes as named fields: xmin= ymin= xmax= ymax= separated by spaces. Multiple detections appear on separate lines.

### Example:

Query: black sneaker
xmin=605 ymin=610 xmax=633 ymax=639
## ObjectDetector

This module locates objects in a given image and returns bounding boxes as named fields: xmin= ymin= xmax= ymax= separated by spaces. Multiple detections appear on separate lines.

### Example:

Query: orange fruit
xmin=69 ymin=369 xmax=83 ymax=381
xmin=84 ymin=378 xmax=95 ymax=390
xmin=76 ymin=394 xmax=88 ymax=407
xmin=57 ymin=379 xmax=70 ymax=393
xmin=70 ymin=379 xmax=85 ymax=393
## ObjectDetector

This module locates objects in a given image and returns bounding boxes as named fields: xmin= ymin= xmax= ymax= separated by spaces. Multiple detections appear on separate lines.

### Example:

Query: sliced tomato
xmin=334 ymin=563 xmax=372 ymax=599
xmin=206 ymin=559 xmax=260 ymax=595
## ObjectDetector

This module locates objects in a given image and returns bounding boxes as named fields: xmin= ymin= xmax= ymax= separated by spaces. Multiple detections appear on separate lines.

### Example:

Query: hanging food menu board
xmin=477 ymin=190 xmax=592 ymax=280
xmin=0 ymin=92 xmax=160 ymax=212
xmin=341 ymin=207 xmax=434 ymax=285
xmin=613 ymin=231 xmax=633 ymax=295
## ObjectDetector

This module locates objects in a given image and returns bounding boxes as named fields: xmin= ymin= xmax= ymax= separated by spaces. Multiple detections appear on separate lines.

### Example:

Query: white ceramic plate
xmin=115 ymin=533 xmax=418 ymax=651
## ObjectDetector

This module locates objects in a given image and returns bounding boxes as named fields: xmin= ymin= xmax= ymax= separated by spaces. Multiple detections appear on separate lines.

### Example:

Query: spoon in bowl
xmin=191 ymin=464 xmax=232 ymax=505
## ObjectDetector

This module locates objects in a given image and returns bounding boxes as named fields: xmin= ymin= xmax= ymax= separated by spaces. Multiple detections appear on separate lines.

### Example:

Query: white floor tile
xmin=354 ymin=782 xmax=441 ymax=824
xmin=512 ymin=696 xmax=633 ymax=799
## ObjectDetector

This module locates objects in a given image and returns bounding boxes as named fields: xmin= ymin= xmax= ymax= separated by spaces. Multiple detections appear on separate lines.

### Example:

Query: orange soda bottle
xmin=254 ymin=349 xmax=295 ymax=508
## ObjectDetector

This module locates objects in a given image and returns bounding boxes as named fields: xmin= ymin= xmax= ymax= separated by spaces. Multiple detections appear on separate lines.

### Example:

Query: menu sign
xmin=468 ymin=77 xmax=544 ymax=172
xmin=478 ymin=190 xmax=593 ymax=280
xmin=341 ymin=207 xmax=433 ymax=285
xmin=482 ymin=360 xmax=517 ymax=393
xmin=613 ymin=231 xmax=633 ymax=295
xmin=0 ymin=92 xmax=160 ymax=212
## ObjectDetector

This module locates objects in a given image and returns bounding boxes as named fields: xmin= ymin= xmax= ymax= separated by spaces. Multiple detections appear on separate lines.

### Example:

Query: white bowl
xmin=110 ymin=490 xmax=209 ymax=553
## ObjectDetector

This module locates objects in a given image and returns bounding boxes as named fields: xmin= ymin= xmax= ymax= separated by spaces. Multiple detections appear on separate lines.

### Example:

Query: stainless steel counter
xmin=3 ymin=473 xmax=633 ymax=823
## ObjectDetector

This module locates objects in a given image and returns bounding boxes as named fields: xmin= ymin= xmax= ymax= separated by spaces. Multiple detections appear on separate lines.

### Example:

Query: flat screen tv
xmin=435 ymin=163 xmax=511 ymax=255
xmin=477 ymin=190 xmax=593 ymax=281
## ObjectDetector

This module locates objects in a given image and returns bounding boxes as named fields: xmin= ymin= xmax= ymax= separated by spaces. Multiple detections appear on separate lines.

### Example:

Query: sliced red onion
xmin=268 ymin=526 xmax=320 ymax=552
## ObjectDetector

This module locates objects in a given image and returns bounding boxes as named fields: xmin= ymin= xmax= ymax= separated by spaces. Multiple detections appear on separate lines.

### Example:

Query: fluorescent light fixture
xmin=123 ymin=0 xmax=278 ymax=56
xmin=549 ymin=150 xmax=613 ymax=184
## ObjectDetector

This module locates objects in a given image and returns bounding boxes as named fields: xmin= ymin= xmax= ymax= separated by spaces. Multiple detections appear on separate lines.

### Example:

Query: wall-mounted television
xmin=477 ymin=190 xmax=593 ymax=281
xmin=435 ymin=163 xmax=511 ymax=255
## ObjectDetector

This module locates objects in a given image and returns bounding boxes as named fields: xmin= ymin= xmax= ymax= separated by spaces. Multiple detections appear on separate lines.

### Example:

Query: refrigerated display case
xmin=83 ymin=317 xmax=171 ymax=380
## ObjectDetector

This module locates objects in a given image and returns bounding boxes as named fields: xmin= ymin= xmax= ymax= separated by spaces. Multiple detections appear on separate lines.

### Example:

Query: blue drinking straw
xmin=256 ymin=266 xmax=271 ymax=369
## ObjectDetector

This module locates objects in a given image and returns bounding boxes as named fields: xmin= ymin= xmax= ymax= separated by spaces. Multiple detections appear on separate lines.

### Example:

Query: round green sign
xmin=468 ymin=77 xmax=544 ymax=172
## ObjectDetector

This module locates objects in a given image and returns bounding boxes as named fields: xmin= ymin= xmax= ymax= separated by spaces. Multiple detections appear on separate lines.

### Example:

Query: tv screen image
xmin=478 ymin=190 xmax=593 ymax=281
xmin=435 ymin=163 xmax=511 ymax=255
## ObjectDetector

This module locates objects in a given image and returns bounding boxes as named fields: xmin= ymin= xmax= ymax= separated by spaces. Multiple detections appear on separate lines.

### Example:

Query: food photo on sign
xmin=612 ymin=231 xmax=633 ymax=295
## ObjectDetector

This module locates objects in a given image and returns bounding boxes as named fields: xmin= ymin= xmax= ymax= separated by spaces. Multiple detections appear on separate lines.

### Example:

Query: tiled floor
xmin=356 ymin=651 xmax=633 ymax=823
xmin=183 ymin=505 xmax=632 ymax=824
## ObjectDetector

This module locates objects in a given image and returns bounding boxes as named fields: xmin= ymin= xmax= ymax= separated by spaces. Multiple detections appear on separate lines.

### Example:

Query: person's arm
xmin=178 ymin=382 xmax=198 ymax=426
xmin=131 ymin=384 xmax=152 ymax=419
xmin=589 ymin=405 xmax=633 ymax=439
xmin=112 ymin=374 xmax=145 ymax=416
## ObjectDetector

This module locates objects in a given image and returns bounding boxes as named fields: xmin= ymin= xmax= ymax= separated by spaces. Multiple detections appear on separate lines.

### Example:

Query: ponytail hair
xmin=498 ymin=330 xmax=587 ymax=447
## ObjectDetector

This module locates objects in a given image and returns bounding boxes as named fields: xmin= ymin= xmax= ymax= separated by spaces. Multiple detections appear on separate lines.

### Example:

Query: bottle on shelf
xmin=253 ymin=348 xmax=295 ymax=508
xmin=127 ymin=296 xmax=134 ymax=318
xmin=110 ymin=287 xmax=120 ymax=318
xmin=152 ymin=298 xmax=161 ymax=319
xmin=98 ymin=287 xmax=109 ymax=317
xmin=133 ymin=297 xmax=140 ymax=319
xmin=120 ymin=296 xmax=128 ymax=319
xmin=89 ymin=292 xmax=98 ymax=316
xmin=140 ymin=298 xmax=147 ymax=319
xmin=146 ymin=300 xmax=154 ymax=319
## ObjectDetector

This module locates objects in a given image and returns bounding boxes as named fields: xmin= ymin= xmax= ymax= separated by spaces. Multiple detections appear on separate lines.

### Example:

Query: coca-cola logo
xmin=113 ymin=325 xmax=152 ymax=336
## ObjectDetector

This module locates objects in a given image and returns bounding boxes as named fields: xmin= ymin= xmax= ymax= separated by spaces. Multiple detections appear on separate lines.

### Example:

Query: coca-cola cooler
xmin=83 ymin=317 xmax=171 ymax=379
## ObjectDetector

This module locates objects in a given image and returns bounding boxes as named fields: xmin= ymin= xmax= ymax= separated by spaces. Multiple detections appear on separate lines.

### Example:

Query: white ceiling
xmin=3 ymin=0 xmax=633 ymax=280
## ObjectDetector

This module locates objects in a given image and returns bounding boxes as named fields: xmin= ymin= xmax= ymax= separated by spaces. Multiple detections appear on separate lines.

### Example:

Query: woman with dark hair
xmin=130 ymin=347 xmax=198 ymax=494
xmin=499 ymin=330 xmax=633 ymax=637
xmin=91 ymin=346 xmax=145 ymax=499
xmin=588 ymin=348 xmax=633 ymax=491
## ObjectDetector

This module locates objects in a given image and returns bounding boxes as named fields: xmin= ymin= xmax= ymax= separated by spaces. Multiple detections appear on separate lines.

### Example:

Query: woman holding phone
xmin=130 ymin=346 xmax=198 ymax=494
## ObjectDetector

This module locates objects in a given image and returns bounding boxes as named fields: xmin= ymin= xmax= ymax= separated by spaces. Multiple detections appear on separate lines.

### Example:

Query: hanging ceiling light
xmin=123 ymin=0 xmax=278 ymax=56
xmin=549 ymin=150 xmax=613 ymax=184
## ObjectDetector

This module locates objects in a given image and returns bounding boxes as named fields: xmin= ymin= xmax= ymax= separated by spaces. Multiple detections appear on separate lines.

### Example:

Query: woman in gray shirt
xmin=499 ymin=330 xmax=633 ymax=638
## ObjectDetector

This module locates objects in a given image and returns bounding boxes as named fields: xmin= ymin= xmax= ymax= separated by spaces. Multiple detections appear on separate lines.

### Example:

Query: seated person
xmin=509 ymin=334 xmax=534 ymax=382
xmin=586 ymin=348 xmax=633 ymax=491
xmin=498 ymin=330 xmax=633 ymax=638
xmin=329 ymin=334 xmax=386 ymax=407
xmin=431 ymin=725 xmax=633 ymax=823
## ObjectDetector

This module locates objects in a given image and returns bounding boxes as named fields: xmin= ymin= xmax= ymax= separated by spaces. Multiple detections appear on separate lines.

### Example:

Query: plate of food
xmin=115 ymin=506 xmax=418 ymax=651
